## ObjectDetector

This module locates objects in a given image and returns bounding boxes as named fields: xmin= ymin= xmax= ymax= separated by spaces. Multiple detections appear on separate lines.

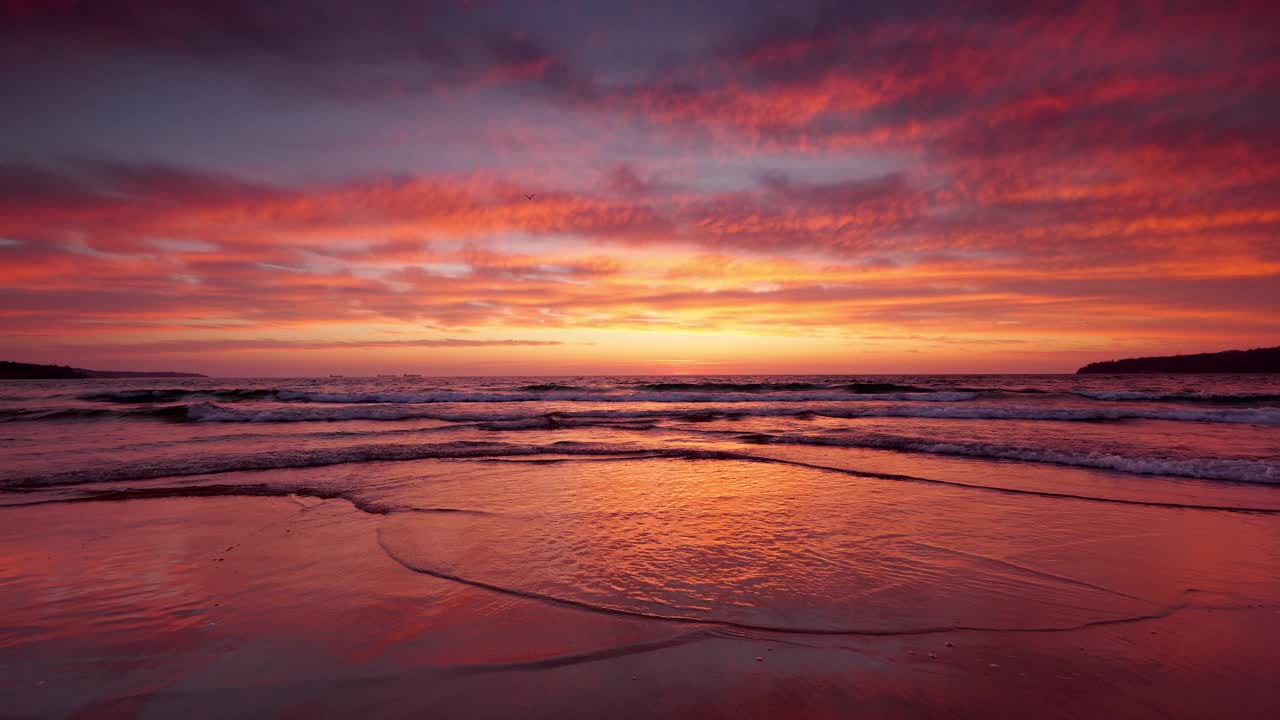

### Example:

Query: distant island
xmin=0 ymin=361 xmax=206 ymax=379
xmin=1077 ymin=347 xmax=1280 ymax=374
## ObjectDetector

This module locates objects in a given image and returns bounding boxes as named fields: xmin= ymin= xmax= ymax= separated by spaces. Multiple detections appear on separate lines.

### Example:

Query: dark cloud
xmin=0 ymin=0 xmax=606 ymax=100
xmin=602 ymin=165 xmax=665 ymax=196
xmin=0 ymin=0 xmax=460 ymax=62
xmin=757 ymin=171 xmax=909 ymax=208
xmin=0 ymin=165 xmax=110 ymax=213
xmin=0 ymin=160 xmax=287 ymax=214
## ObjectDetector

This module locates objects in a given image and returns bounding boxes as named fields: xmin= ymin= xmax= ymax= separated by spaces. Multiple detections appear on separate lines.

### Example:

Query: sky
xmin=1 ymin=0 xmax=1277 ymax=376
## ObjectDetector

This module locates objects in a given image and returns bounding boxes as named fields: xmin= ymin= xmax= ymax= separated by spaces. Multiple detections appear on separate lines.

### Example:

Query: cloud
xmin=145 ymin=238 xmax=220 ymax=253
xmin=56 ymin=337 xmax=566 ymax=354
xmin=602 ymin=164 xmax=665 ymax=196
xmin=0 ymin=0 xmax=600 ymax=100
xmin=3 ymin=2 xmax=1279 ymax=370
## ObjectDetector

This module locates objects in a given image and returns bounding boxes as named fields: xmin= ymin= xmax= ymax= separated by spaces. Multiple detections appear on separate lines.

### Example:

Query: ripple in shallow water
xmin=376 ymin=459 xmax=1175 ymax=633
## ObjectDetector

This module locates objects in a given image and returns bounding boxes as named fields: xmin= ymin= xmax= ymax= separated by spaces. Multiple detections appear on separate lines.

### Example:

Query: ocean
xmin=2 ymin=374 xmax=1279 ymax=716
xmin=2 ymin=374 xmax=1277 ymax=490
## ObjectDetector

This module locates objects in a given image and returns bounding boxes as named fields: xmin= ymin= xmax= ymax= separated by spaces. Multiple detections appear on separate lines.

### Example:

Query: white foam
xmin=758 ymin=433 xmax=1279 ymax=484
xmin=811 ymin=405 xmax=1280 ymax=424
xmin=0 ymin=440 xmax=683 ymax=488
xmin=1073 ymin=390 xmax=1280 ymax=403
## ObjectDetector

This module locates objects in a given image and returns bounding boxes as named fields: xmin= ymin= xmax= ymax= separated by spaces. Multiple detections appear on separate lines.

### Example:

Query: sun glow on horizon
xmin=2 ymin=1 xmax=1277 ymax=374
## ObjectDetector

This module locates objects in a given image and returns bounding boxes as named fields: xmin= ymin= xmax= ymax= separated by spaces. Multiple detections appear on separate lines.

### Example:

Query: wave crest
xmin=742 ymin=432 xmax=1279 ymax=483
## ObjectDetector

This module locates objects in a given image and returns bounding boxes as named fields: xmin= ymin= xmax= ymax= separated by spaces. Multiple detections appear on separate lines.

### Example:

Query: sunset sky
xmin=1 ymin=0 xmax=1277 ymax=376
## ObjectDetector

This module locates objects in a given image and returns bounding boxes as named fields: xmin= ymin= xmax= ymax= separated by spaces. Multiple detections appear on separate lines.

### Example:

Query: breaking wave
xmin=77 ymin=388 xmax=278 ymax=403
xmin=0 ymin=441 xmax=732 ymax=489
xmin=1071 ymin=390 xmax=1280 ymax=404
xmin=0 ymin=405 xmax=190 ymax=422
xmin=740 ymin=432 xmax=1279 ymax=484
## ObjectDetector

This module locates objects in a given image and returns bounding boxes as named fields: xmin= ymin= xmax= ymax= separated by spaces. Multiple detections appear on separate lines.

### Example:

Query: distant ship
xmin=403 ymin=373 xmax=422 ymax=377
xmin=329 ymin=374 xmax=344 ymax=377
xmin=377 ymin=373 xmax=396 ymax=377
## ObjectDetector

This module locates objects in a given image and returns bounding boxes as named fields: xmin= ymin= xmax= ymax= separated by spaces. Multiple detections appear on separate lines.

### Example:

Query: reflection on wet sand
xmin=2 ymin=454 xmax=1277 ymax=718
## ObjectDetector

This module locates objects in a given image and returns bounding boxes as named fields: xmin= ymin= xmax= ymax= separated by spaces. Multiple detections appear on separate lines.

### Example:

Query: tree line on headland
xmin=1076 ymin=347 xmax=1280 ymax=374
xmin=0 ymin=361 xmax=206 ymax=379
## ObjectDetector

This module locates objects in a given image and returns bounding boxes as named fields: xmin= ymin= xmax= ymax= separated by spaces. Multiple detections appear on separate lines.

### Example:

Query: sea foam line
xmin=4 ymin=439 xmax=1277 ymax=511
xmin=738 ymin=432 xmax=1279 ymax=484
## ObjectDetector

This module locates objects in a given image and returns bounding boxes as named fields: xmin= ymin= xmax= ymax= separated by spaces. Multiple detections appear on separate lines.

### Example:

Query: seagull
xmin=524 ymin=193 xmax=535 ymax=200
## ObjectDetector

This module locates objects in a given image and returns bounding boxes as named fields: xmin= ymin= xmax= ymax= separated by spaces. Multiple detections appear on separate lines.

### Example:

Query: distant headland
xmin=0 ymin=361 xmax=206 ymax=379
xmin=1077 ymin=347 xmax=1280 ymax=374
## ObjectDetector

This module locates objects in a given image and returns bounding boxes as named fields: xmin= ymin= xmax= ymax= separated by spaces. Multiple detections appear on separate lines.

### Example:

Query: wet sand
xmin=3 ymin=466 xmax=1278 ymax=719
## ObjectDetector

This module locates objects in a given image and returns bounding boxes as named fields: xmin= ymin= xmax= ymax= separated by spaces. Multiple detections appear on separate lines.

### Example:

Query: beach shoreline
xmin=4 ymin=472 xmax=1278 ymax=719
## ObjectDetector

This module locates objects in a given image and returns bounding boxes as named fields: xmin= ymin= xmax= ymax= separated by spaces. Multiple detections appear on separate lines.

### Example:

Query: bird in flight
xmin=524 ymin=193 xmax=535 ymax=200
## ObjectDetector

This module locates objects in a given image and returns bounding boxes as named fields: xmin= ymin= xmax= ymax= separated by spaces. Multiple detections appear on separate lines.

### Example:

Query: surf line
xmin=375 ymin=526 xmax=1219 ymax=638
xmin=732 ymin=454 xmax=1280 ymax=515
xmin=0 ymin=483 xmax=494 ymax=518
xmin=476 ymin=451 xmax=1280 ymax=515
xmin=5 ymin=445 xmax=1275 ymax=515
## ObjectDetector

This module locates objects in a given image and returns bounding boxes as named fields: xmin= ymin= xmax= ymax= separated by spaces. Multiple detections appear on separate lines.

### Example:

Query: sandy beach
xmin=4 ymin=444 xmax=1278 ymax=718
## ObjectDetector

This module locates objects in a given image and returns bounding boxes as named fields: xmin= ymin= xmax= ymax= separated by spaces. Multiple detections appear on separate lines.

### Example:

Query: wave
xmin=73 ymin=383 xmax=955 ymax=403
xmin=6 ymin=435 xmax=1275 ymax=514
xmin=9 ymin=399 xmax=1280 ymax=426
xmin=0 ymin=405 xmax=191 ymax=422
xmin=262 ymin=389 xmax=979 ymax=404
xmin=476 ymin=415 xmax=661 ymax=431
xmin=0 ymin=441 xmax=735 ymax=489
xmin=740 ymin=432 xmax=1279 ymax=484
xmin=1072 ymin=390 xmax=1280 ymax=405
xmin=630 ymin=381 xmax=934 ymax=394
xmin=0 ymin=481 xmax=496 ymax=517
xmin=376 ymin=529 xmax=1193 ymax=636
xmin=77 ymin=388 xmax=278 ymax=403
xmin=66 ymin=385 xmax=1280 ymax=407
xmin=844 ymin=382 xmax=931 ymax=394
xmin=632 ymin=381 xmax=823 ymax=392
xmin=805 ymin=404 xmax=1280 ymax=424
xmin=1 ymin=407 xmax=116 ymax=422
xmin=181 ymin=402 xmax=1280 ymax=425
